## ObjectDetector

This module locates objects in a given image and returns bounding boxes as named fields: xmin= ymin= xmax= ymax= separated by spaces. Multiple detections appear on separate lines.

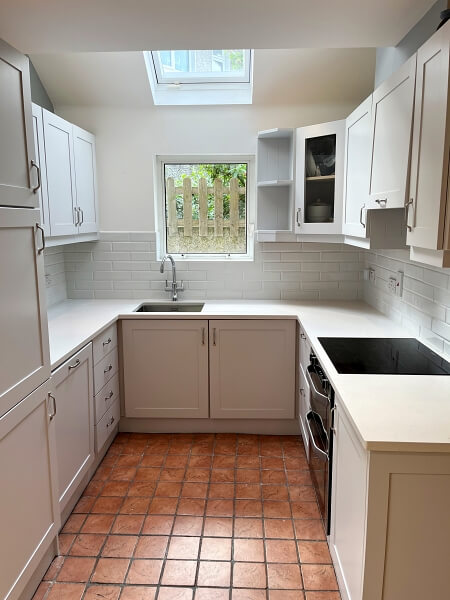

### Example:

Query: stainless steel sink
xmin=134 ymin=303 xmax=204 ymax=313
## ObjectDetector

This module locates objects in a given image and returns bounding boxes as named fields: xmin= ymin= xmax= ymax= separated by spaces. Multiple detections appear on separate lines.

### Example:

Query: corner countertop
xmin=47 ymin=299 xmax=450 ymax=453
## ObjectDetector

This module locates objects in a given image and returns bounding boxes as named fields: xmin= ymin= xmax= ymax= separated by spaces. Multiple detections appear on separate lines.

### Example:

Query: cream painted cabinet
xmin=0 ymin=208 xmax=50 ymax=419
xmin=32 ymin=104 xmax=50 ymax=236
xmin=0 ymin=379 xmax=59 ymax=600
xmin=407 ymin=21 xmax=450 ymax=268
xmin=52 ymin=343 xmax=95 ymax=513
xmin=122 ymin=320 xmax=209 ymax=418
xmin=368 ymin=54 xmax=416 ymax=210
xmin=209 ymin=319 xmax=296 ymax=419
xmin=73 ymin=125 xmax=98 ymax=235
xmin=0 ymin=39 xmax=38 ymax=208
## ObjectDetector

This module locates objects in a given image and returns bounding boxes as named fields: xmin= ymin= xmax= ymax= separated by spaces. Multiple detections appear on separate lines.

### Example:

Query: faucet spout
xmin=160 ymin=254 xmax=183 ymax=301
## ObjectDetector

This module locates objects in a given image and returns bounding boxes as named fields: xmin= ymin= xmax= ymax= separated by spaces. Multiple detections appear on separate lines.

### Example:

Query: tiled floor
xmin=34 ymin=433 xmax=341 ymax=600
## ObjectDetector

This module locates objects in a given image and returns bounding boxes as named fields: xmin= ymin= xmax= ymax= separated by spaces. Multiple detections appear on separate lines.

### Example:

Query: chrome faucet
xmin=160 ymin=254 xmax=184 ymax=301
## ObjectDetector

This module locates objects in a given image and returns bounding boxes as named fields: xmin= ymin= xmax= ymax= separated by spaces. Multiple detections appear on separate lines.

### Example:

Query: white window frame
xmin=154 ymin=154 xmax=255 ymax=262
xmin=143 ymin=51 xmax=254 ymax=105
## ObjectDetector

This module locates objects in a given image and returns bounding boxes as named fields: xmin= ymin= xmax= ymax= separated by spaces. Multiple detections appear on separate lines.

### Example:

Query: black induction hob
xmin=318 ymin=337 xmax=450 ymax=375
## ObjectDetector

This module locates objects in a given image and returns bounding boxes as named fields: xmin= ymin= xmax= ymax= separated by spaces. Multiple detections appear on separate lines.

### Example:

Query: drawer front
xmin=299 ymin=363 xmax=311 ymax=457
xmin=94 ymin=348 xmax=118 ymax=395
xmin=299 ymin=327 xmax=311 ymax=373
xmin=93 ymin=324 xmax=118 ymax=366
xmin=96 ymin=398 xmax=120 ymax=452
xmin=94 ymin=373 xmax=120 ymax=424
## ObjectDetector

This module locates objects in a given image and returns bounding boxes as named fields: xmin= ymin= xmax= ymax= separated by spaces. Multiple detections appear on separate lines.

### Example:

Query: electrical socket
xmin=387 ymin=271 xmax=404 ymax=297
xmin=368 ymin=268 xmax=375 ymax=282
xmin=45 ymin=274 xmax=53 ymax=287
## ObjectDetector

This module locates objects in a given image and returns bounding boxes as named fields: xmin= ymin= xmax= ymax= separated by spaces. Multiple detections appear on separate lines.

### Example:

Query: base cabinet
xmin=0 ymin=380 xmax=59 ymax=600
xmin=52 ymin=343 xmax=95 ymax=513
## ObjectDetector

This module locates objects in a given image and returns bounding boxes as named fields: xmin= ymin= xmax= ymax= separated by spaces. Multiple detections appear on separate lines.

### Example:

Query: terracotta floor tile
xmin=265 ymin=540 xmax=298 ymax=563
xmin=69 ymin=534 xmax=106 ymax=557
xmin=260 ymin=445 xmax=283 ymax=458
xmin=197 ymin=561 xmax=231 ymax=587
xmin=172 ymin=516 xmax=203 ymax=536
xmin=264 ymin=500 xmax=291 ymax=518
xmin=203 ymin=517 xmax=232 ymax=537
xmin=200 ymin=537 xmax=232 ymax=560
xmin=142 ymin=515 xmax=174 ymax=535
xmin=101 ymin=481 xmax=130 ymax=497
xmin=148 ymin=497 xmax=178 ymax=514
xmin=145 ymin=441 xmax=169 ymax=454
xmin=237 ymin=443 xmax=260 ymax=457
xmin=269 ymin=592 xmax=305 ymax=599
xmin=119 ymin=497 xmax=150 ymax=514
xmin=294 ymin=520 xmax=326 ymax=541
xmin=206 ymin=499 xmax=233 ymax=517
xmin=31 ymin=582 xmax=51 ymax=600
xmin=291 ymin=502 xmax=321 ymax=520
xmin=57 ymin=557 xmax=96 ymax=582
xmin=235 ymin=484 xmax=261 ymax=499
xmin=234 ymin=518 xmax=263 ymax=538
xmin=46 ymin=583 xmax=85 ymax=599
xmin=268 ymin=563 xmax=303 ymax=589
xmin=155 ymin=483 xmax=182 ymax=498
xmin=159 ymin=468 xmax=186 ymax=482
xmin=261 ymin=470 xmax=287 ymax=485
xmin=231 ymin=590 xmax=266 ymax=600
xmin=91 ymin=558 xmax=129 ymax=584
xmin=304 ymin=593 xmax=340 ymax=600
xmin=213 ymin=455 xmax=236 ymax=468
xmin=297 ymin=542 xmax=332 ymax=564
xmin=83 ymin=481 xmax=104 ymax=496
xmin=214 ymin=441 xmax=237 ymax=455
xmin=287 ymin=471 xmax=312 ymax=486
xmin=261 ymin=457 xmax=284 ymax=470
xmin=195 ymin=589 xmax=229 ymax=600
xmin=233 ymin=562 xmax=267 ymax=588
xmin=208 ymin=483 xmax=235 ymax=499
xmin=182 ymin=482 xmax=208 ymax=498
xmin=168 ymin=441 xmax=192 ymax=454
xmin=126 ymin=559 xmax=163 ymax=585
xmin=302 ymin=565 xmax=339 ymax=591
xmin=133 ymin=535 xmax=169 ymax=558
xmin=264 ymin=518 xmax=295 ymax=539
xmin=236 ymin=456 xmax=260 ymax=469
xmin=158 ymin=588 xmax=193 ymax=600
xmin=73 ymin=496 xmax=95 ymax=513
xmin=284 ymin=457 xmax=309 ymax=470
xmin=91 ymin=497 xmax=123 ymax=514
xmin=289 ymin=486 xmax=317 ymax=502
xmin=81 ymin=515 xmax=114 ymax=535
xmin=127 ymin=481 xmax=156 ymax=497
xmin=58 ymin=534 xmax=75 ymax=555
xmin=140 ymin=454 xmax=165 ymax=467
xmin=165 ymin=455 xmax=188 ymax=468
xmin=167 ymin=536 xmax=200 ymax=559
xmin=110 ymin=467 xmax=137 ymax=481
xmin=62 ymin=514 xmax=86 ymax=534
xmin=111 ymin=515 xmax=144 ymax=535
xmin=234 ymin=539 xmax=264 ymax=562
xmin=211 ymin=469 xmax=235 ymax=483
xmin=263 ymin=485 xmax=289 ymax=501
xmin=235 ymin=470 xmax=260 ymax=484
xmin=161 ymin=559 xmax=197 ymax=586
xmin=117 ymin=454 xmax=142 ymax=467
xmin=119 ymin=586 xmax=157 ymax=600
xmin=84 ymin=585 xmax=121 ymax=600
xmin=177 ymin=498 xmax=206 ymax=516
xmin=44 ymin=556 xmax=65 ymax=580
xmin=92 ymin=466 xmax=113 ymax=481
xmin=235 ymin=500 xmax=263 ymax=517
xmin=185 ymin=468 xmax=210 ymax=483
xmin=101 ymin=535 xmax=138 ymax=558
xmin=188 ymin=455 xmax=212 ymax=468
xmin=134 ymin=468 xmax=161 ymax=482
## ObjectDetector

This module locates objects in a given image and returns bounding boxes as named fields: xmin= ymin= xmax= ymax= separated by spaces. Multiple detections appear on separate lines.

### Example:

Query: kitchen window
xmin=155 ymin=155 xmax=255 ymax=260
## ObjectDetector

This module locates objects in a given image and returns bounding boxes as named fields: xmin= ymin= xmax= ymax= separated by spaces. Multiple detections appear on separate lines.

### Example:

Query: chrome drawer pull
xmin=359 ymin=204 xmax=366 ymax=228
xmin=48 ymin=393 xmax=57 ymax=420
xmin=36 ymin=223 xmax=45 ymax=254
xmin=68 ymin=359 xmax=81 ymax=370
xmin=103 ymin=337 xmax=112 ymax=347
xmin=300 ymin=332 xmax=306 ymax=340
xmin=106 ymin=416 xmax=115 ymax=428
xmin=31 ymin=160 xmax=41 ymax=193
xmin=375 ymin=198 xmax=387 ymax=207
xmin=104 ymin=364 xmax=113 ymax=374
xmin=105 ymin=390 xmax=114 ymax=401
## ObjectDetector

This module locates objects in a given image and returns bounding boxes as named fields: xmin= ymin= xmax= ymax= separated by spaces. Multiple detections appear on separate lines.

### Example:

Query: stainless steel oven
xmin=305 ymin=351 xmax=334 ymax=534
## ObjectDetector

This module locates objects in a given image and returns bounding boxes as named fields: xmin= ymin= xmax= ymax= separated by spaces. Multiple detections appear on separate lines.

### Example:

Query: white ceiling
xmin=30 ymin=49 xmax=376 ymax=109
xmin=1 ymin=0 xmax=436 ymax=53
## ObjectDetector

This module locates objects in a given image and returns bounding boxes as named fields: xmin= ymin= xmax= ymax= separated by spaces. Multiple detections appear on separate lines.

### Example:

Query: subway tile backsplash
xmin=43 ymin=246 xmax=68 ymax=307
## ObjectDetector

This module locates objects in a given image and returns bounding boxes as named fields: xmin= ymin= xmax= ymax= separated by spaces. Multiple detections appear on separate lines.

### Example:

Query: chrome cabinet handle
xmin=359 ymin=204 xmax=366 ymax=228
xmin=375 ymin=198 xmax=387 ymax=207
xmin=296 ymin=207 xmax=302 ymax=227
xmin=300 ymin=332 xmax=306 ymax=340
xmin=74 ymin=207 xmax=79 ymax=226
xmin=201 ymin=327 xmax=206 ymax=346
xmin=330 ymin=406 xmax=337 ymax=434
xmin=48 ymin=393 xmax=57 ymax=420
xmin=31 ymin=160 xmax=41 ymax=193
xmin=36 ymin=223 xmax=45 ymax=254
xmin=405 ymin=198 xmax=413 ymax=232
xmin=212 ymin=328 xmax=217 ymax=346
xmin=79 ymin=208 xmax=84 ymax=225
xmin=104 ymin=364 xmax=113 ymax=374
xmin=107 ymin=415 xmax=115 ymax=428
xmin=103 ymin=338 xmax=112 ymax=347
xmin=68 ymin=358 xmax=81 ymax=370
xmin=105 ymin=390 xmax=114 ymax=401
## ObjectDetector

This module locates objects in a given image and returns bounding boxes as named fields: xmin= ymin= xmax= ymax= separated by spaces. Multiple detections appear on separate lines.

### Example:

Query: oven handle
xmin=306 ymin=364 xmax=329 ymax=405
xmin=306 ymin=411 xmax=329 ymax=462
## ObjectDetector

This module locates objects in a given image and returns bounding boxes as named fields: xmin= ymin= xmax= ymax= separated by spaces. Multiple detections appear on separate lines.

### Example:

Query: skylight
xmin=143 ymin=50 xmax=253 ymax=106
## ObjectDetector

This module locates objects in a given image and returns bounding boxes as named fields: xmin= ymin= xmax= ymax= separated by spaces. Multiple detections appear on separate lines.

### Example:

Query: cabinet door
xmin=0 ymin=208 xmax=50 ymax=419
xmin=299 ymin=365 xmax=311 ymax=456
xmin=329 ymin=403 xmax=368 ymax=600
xmin=295 ymin=120 xmax=345 ymax=234
xmin=0 ymin=380 xmax=59 ymax=600
xmin=52 ymin=343 xmax=95 ymax=512
xmin=43 ymin=110 xmax=78 ymax=236
xmin=73 ymin=125 xmax=99 ymax=235
xmin=0 ymin=39 xmax=38 ymax=208
xmin=32 ymin=103 xmax=51 ymax=236
xmin=122 ymin=320 xmax=209 ymax=418
xmin=368 ymin=55 xmax=416 ymax=209
xmin=407 ymin=22 xmax=450 ymax=251
xmin=343 ymin=95 xmax=372 ymax=238
xmin=209 ymin=319 xmax=295 ymax=419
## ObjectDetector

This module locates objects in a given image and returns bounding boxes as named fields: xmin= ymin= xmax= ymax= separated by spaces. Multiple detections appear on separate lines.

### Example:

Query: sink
xmin=134 ymin=303 xmax=204 ymax=313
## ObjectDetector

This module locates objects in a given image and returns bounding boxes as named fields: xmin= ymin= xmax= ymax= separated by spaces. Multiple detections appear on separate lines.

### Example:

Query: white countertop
xmin=47 ymin=298 xmax=450 ymax=453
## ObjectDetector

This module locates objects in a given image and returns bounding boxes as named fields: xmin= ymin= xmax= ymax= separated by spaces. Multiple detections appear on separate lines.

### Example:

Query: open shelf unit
xmin=256 ymin=128 xmax=295 ymax=234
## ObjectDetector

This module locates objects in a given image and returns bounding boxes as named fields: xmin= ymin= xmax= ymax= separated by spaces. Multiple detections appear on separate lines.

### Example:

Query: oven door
xmin=306 ymin=410 xmax=329 ymax=524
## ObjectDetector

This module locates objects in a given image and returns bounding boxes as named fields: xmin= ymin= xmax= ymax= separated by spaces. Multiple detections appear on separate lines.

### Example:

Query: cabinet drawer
xmin=96 ymin=398 xmax=120 ymax=452
xmin=94 ymin=348 xmax=118 ymax=395
xmin=93 ymin=324 xmax=117 ymax=366
xmin=299 ymin=327 xmax=311 ymax=373
xmin=299 ymin=363 xmax=311 ymax=457
xmin=94 ymin=373 xmax=119 ymax=425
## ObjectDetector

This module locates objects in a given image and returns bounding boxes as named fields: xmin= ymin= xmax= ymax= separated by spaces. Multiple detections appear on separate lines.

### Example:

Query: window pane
xmin=159 ymin=51 xmax=172 ymax=67
xmin=155 ymin=49 xmax=248 ymax=80
xmin=174 ymin=50 xmax=189 ymax=72
xmin=164 ymin=163 xmax=248 ymax=255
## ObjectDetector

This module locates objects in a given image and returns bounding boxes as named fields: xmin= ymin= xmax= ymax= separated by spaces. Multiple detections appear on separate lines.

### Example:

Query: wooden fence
xmin=166 ymin=176 xmax=246 ymax=238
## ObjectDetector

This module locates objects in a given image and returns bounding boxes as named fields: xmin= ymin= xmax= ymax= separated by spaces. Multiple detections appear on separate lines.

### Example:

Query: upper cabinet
xmin=407 ymin=21 xmax=450 ymax=267
xmin=295 ymin=120 xmax=345 ymax=234
xmin=368 ymin=55 xmax=416 ymax=210
xmin=33 ymin=104 xmax=99 ymax=245
xmin=0 ymin=39 xmax=39 ymax=208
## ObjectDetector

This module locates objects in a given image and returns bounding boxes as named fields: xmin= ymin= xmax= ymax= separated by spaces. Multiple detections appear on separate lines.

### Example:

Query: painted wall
xmin=375 ymin=0 xmax=446 ymax=86
xmin=28 ymin=59 xmax=54 ymax=111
